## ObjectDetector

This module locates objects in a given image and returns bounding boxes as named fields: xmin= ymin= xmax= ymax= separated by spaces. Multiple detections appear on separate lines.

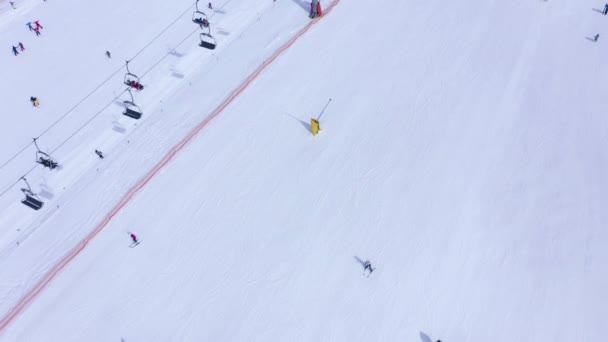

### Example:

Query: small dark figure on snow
xmin=604 ymin=3 xmax=608 ymax=15
xmin=10 ymin=2 xmax=16 ymax=9
xmin=34 ymin=27 xmax=41 ymax=36
xmin=208 ymin=2 xmax=213 ymax=9
xmin=595 ymin=33 xmax=600 ymax=42
xmin=26 ymin=22 xmax=33 ymax=31
xmin=30 ymin=96 xmax=39 ymax=106
xmin=95 ymin=150 xmax=104 ymax=159
xmin=105 ymin=50 xmax=111 ymax=58
xmin=130 ymin=233 xmax=138 ymax=244
xmin=18 ymin=42 xmax=25 ymax=51
xmin=12 ymin=46 xmax=18 ymax=56
xmin=363 ymin=260 xmax=374 ymax=276
xmin=34 ymin=20 xmax=43 ymax=30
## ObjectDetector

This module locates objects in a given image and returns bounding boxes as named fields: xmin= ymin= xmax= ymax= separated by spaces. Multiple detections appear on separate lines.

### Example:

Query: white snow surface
xmin=0 ymin=0 xmax=607 ymax=340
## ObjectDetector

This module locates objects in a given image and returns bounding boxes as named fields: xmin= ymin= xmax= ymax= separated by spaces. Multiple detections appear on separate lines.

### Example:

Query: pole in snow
xmin=310 ymin=98 xmax=331 ymax=136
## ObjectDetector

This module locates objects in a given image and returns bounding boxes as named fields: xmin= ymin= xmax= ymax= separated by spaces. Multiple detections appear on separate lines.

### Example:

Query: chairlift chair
xmin=123 ymin=100 xmax=143 ymax=120
xmin=199 ymin=33 xmax=217 ymax=50
xmin=192 ymin=10 xmax=207 ymax=24
xmin=124 ymin=60 xmax=144 ymax=90
xmin=20 ymin=178 xmax=44 ymax=210
xmin=34 ymin=148 xmax=58 ymax=170
xmin=124 ymin=73 xmax=143 ymax=90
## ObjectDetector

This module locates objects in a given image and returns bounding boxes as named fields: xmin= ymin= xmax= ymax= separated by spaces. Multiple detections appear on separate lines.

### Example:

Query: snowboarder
xmin=363 ymin=260 xmax=374 ymax=276
xmin=105 ymin=50 xmax=111 ymax=58
xmin=26 ymin=22 xmax=33 ymax=31
xmin=12 ymin=46 xmax=19 ymax=56
xmin=208 ymin=2 xmax=212 ymax=9
xmin=130 ymin=233 xmax=138 ymax=244
xmin=594 ymin=33 xmax=600 ymax=42
xmin=603 ymin=3 xmax=608 ymax=15
xmin=33 ymin=27 xmax=41 ymax=36
xmin=34 ymin=20 xmax=43 ymax=30
xmin=30 ymin=96 xmax=39 ymax=106
xmin=95 ymin=150 xmax=104 ymax=159
xmin=18 ymin=42 xmax=25 ymax=51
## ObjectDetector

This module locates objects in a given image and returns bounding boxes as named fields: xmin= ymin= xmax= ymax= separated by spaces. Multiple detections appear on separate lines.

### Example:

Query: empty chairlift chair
xmin=20 ymin=177 xmax=44 ymax=210
xmin=123 ymin=100 xmax=142 ymax=119
xmin=199 ymin=32 xmax=216 ymax=50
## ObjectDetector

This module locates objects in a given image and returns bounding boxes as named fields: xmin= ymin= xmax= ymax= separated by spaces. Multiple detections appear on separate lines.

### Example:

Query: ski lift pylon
xmin=20 ymin=177 xmax=43 ymax=210
xmin=199 ymin=32 xmax=216 ymax=50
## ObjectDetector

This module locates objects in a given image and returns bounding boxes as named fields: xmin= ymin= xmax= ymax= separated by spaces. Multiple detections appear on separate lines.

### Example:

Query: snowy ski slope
xmin=1 ymin=0 xmax=607 ymax=340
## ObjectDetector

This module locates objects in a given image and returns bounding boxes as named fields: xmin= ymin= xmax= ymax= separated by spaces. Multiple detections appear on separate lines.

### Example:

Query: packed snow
xmin=0 ymin=0 xmax=607 ymax=341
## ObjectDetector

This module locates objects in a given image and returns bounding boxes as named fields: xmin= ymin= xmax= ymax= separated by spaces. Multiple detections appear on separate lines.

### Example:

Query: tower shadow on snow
xmin=290 ymin=0 xmax=310 ymax=13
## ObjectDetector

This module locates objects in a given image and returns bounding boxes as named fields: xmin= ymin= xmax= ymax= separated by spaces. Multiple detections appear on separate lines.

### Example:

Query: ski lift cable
xmin=0 ymin=0 xmax=232 ymax=198
xmin=0 ymin=2 xmax=197 ymax=171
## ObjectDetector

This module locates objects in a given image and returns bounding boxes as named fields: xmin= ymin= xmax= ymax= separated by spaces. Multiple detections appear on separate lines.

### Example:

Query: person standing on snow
xmin=12 ymin=46 xmax=19 ymax=56
xmin=208 ymin=2 xmax=212 ymax=9
xmin=26 ymin=22 xmax=34 ymax=31
xmin=130 ymin=233 xmax=138 ymax=244
xmin=604 ymin=3 xmax=608 ymax=15
xmin=363 ymin=260 xmax=374 ymax=276
xmin=33 ymin=27 xmax=41 ymax=36
xmin=95 ymin=150 xmax=104 ymax=159
xmin=34 ymin=20 xmax=43 ymax=30
xmin=594 ymin=33 xmax=600 ymax=42
xmin=18 ymin=42 xmax=25 ymax=51
xmin=105 ymin=50 xmax=111 ymax=58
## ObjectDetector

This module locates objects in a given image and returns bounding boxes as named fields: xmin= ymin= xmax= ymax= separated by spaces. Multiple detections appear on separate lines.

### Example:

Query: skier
xmin=34 ymin=20 xmax=43 ymax=30
xmin=33 ymin=27 xmax=41 ymax=36
xmin=95 ymin=150 xmax=104 ymax=159
xmin=105 ymin=50 xmax=111 ymax=58
xmin=594 ymin=33 xmax=600 ymax=42
xmin=18 ymin=42 xmax=25 ymax=51
xmin=130 ymin=233 xmax=138 ymax=244
xmin=363 ymin=260 xmax=374 ymax=276
xmin=30 ymin=96 xmax=39 ymax=106
xmin=12 ymin=46 xmax=19 ymax=56
xmin=604 ymin=3 xmax=608 ymax=15
xmin=208 ymin=2 xmax=212 ymax=9
xmin=26 ymin=22 xmax=33 ymax=31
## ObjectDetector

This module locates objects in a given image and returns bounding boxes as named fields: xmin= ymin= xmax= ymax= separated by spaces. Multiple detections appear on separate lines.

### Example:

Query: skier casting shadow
xmin=354 ymin=256 xmax=375 ymax=277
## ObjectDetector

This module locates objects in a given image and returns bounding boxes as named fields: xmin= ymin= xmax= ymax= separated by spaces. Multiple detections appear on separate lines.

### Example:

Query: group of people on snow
xmin=12 ymin=20 xmax=43 ymax=56
xmin=26 ymin=20 xmax=43 ymax=36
